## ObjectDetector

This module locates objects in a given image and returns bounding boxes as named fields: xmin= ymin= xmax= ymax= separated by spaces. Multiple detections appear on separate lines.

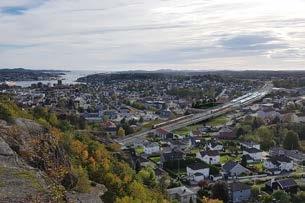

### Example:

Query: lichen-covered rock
xmin=0 ymin=137 xmax=54 ymax=202
xmin=65 ymin=183 xmax=107 ymax=203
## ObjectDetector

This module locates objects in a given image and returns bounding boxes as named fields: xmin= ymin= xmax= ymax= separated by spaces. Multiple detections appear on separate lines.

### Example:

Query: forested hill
xmin=0 ymin=68 xmax=66 ymax=82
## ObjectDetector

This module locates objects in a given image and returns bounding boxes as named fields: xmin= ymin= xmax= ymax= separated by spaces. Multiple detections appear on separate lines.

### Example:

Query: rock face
xmin=66 ymin=183 xmax=107 ymax=203
xmin=0 ymin=136 xmax=54 ymax=202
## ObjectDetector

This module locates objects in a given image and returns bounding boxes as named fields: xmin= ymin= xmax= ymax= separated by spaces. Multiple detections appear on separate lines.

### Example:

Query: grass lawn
xmin=149 ymin=156 xmax=161 ymax=163
xmin=207 ymin=115 xmax=228 ymax=126
xmin=220 ymin=155 xmax=235 ymax=164
xmin=173 ymin=124 xmax=202 ymax=136
xmin=220 ymin=154 xmax=241 ymax=164
xmin=135 ymin=146 xmax=144 ymax=154
xmin=142 ymin=119 xmax=161 ymax=129
xmin=251 ymin=162 xmax=264 ymax=173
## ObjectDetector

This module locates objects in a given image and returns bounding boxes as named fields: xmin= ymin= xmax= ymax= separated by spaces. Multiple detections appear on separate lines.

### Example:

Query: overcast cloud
xmin=0 ymin=0 xmax=305 ymax=71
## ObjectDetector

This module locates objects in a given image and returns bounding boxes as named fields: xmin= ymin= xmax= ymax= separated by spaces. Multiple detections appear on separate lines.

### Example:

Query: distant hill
xmin=0 ymin=68 xmax=68 ymax=82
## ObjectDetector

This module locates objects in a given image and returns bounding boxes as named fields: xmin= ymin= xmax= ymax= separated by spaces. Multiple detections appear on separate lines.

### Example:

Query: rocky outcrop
xmin=0 ymin=118 xmax=70 ymax=181
xmin=0 ymin=136 xmax=54 ymax=202
xmin=66 ymin=183 xmax=107 ymax=203
xmin=0 ymin=118 xmax=107 ymax=202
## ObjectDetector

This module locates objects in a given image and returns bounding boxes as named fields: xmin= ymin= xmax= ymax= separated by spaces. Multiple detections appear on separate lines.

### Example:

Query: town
xmin=1 ymin=70 xmax=305 ymax=203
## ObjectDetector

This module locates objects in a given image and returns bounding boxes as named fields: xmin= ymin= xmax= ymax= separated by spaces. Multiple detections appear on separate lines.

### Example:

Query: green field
xmin=207 ymin=115 xmax=228 ymax=126
xmin=173 ymin=124 xmax=202 ymax=136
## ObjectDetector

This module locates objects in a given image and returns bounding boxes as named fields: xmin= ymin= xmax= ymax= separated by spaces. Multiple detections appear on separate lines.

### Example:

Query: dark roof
xmin=230 ymin=182 xmax=251 ymax=192
xmin=219 ymin=126 xmax=233 ymax=133
xmin=223 ymin=161 xmax=238 ymax=172
xmin=269 ymin=155 xmax=292 ymax=164
xmin=200 ymin=150 xmax=219 ymax=157
xmin=162 ymin=149 xmax=185 ymax=161
xmin=243 ymin=147 xmax=261 ymax=153
xmin=154 ymin=167 xmax=166 ymax=176
xmin=187 ymin=162 xmax=209 ymax=170
xmin=209 ymin=141 xmax=222 ymax=148
xmin=277 ymin=178 xmax=298 ymax=189
xmin=242 ymin=154 xmax=254 ymax=161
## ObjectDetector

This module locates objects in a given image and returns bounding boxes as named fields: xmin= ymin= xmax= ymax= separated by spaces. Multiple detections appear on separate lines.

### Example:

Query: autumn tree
xmin=202 ymin=197 xmax=223 ymax=203
xmin=117 ymin=127 xmax=126 ymax=137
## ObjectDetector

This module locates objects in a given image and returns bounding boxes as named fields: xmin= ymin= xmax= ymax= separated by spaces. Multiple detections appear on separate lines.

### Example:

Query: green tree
xmin=48 ymin=112 xmax=58 ymax=126
xmin=256 ymin=126 xmax=274 ymax=150
xmin=136 ymin=167 xmax=157 ymax=188
xmin=73 ymin=166 xmax=91 ymax=193
xmin=272 ymin=190 xmax=291 ymax=203
xmin=283 ymin=130 xmax=299 ymax=150
xmin=211 ymin=182 xmax=229 ymax=203
xmin=292 ymin=191 xmax=305 ymax=203
xmin=0 ymin=104 xmax=13 ymax=123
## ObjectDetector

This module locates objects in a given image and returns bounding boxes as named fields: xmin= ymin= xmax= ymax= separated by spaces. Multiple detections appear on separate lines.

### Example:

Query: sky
xmin=0 ymin=0 xmax=305 ymax=71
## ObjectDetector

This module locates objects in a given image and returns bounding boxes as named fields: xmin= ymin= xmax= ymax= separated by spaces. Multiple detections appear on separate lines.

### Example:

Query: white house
xmin=240 ymin=141 xmax=260 ymax=150
xmin=196 ymin=150 xmax=220 ymax=165
xmin=207 ymin=141 xmax=223 ymax=151
xmin=186 ymin=163 xmax=210 ymax=182
xmin=243 ymin=147 xmax=262 ymax=161
xmin=223 ymin=161 xmax=251 ymax=177
xmin=264 ymin=156 xmax=293 ymax=173
xmin=167 ymin=186 xmax=197 ymax=203
xmin=143 ymin=142 xmax=160 ymax=155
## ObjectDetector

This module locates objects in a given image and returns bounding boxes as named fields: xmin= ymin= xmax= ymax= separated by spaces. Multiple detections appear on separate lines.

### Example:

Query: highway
xmin=117 ymin=82 xmax=273 ymax=145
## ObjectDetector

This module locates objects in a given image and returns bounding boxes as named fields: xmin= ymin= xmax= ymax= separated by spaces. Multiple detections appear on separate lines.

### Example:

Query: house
xmin=161 ymin=149 xmax=185 ymax=164
xmin=169 ymin=138 xmax=191 ymax=150
xmin=270 ymin=147 xmax=305 ymax=164
xmin=264 ymin=155 xmax=293 ymax=174
xmin=217 ymin=126 xmax=236 ymax=139
xmin=102 ymin=110 xmax=118 ymax=120
xmin=266 ymin=178 xmax=298 ymax=194
xmin=101 ymin=121 xmax=117 ymax=136
xmin=196 ymin=150 xmax=220 ymax=165
xmin=155 ymin=128 xmax=174 ymax=139
xmin=223 ymin=161 xmax=251 ymax=177
xmin=240 ymin=141 xmax=260 ymax=150
xmin=230 ymin=182 xmax=251 ymax=203
xmin=154 ymin=167 xmax=167 ymax=180
xmin=241 ymin=154 xmax=255 ymax=164
xmin=242 ymin=147 xmax=262 ymax=161
xmin=143 ymin=142 xmax=160 ymax=155
xmin=167 ymin=186 xmax=197 ymax=203
xmin=207 ymin=140 xmax=223 ymax=151
xmin=186 ymin=162 xmax=210 ymax=182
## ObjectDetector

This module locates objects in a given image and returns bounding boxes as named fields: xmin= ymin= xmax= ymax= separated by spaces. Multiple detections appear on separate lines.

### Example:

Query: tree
xmin=117 ymin=127 xmax=126 ymax=137
xmin=241 ymin=155 xmax=248 ymax=167
xmin=136 ymin=167 xmax=157 ymax=188
xmin=256 ymin=126 xmax=274 ymax=150
xmin=0 ymin=104 xmax=13 ymax=123
xmin=260 ymin=193 xmax=273 ymax=203
xmin=251 ymin=185 xmax=260 ymax=200
xmin=72 ymin=166 xmax=91 ymax=193
xmin=272 ymin=190 xmax=291 ymax=203
xmin=292 ymin=191 xmax=305 ymax=203
xmin=283 ymin=130 xmax=299 ymax=150
xmin=211 ymin=182 xmax=229 ymax=203
xmin=202 ymin=197 xmax=223 ymax=203
xmin=48 ymin=112 xmax=58 ymax=126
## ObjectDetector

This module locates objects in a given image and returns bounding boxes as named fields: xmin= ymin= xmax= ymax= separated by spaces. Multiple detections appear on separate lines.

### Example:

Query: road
xmin=117 ymin=82 xmax=273 ymax=145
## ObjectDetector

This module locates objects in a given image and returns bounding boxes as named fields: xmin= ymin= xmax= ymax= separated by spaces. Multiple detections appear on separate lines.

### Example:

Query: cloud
xmin=0 ymin=0 xmax=304 ymax=70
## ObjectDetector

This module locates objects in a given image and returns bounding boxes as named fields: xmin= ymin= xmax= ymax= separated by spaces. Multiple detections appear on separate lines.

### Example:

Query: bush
xmin=0 ymin=104 xmax=13 ymax=123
